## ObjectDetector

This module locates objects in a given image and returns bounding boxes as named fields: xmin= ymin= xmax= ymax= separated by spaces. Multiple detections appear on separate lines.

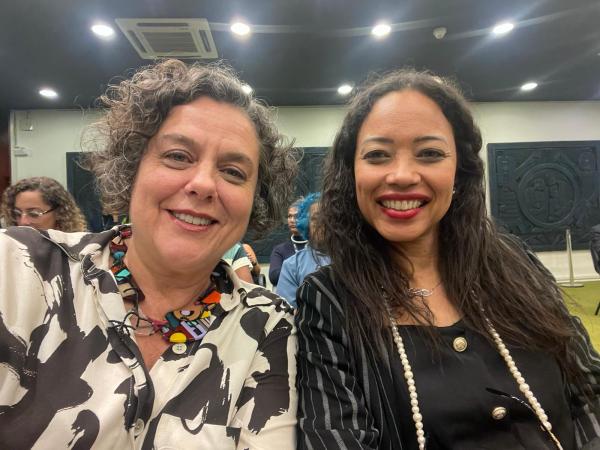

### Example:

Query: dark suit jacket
xmin=591 ymin=224 xmax=600 ymax=274
xmin=296 ymin=265 xmax=600 ymax=450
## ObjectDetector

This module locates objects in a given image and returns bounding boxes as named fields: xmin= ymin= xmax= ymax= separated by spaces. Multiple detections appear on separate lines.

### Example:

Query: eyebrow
xmin=413 ymin=135 xmax=448 ymax=144
xmin=359 ymin=135 xmax=448 ymax=148
xmin=158 ymin=133 xmax=256 ymax=172
xmin=360 ymin=136 xmax=394 ymax=146
xmin=157 ymin=133 xmax=196 ymax=147
xmin=220 ymin=151 xmax=255 ymax=169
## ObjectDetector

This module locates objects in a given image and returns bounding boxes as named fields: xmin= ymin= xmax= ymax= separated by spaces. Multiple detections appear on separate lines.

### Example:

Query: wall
xmin=10 ymin=110 xmax=102 ymax=188
xmin=0 ymin=127 xmax=10 ymax=196
xmin=472 ymin=102 xmax=600 ymax=281
xmin=10 ymin=100 xmax=600 ymax=281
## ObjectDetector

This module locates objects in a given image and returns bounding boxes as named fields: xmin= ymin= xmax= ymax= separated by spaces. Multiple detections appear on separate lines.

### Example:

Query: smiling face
xmin=14 ymin=190 xmax=57 ymax=230
xmin=354 ymin=89 xmax=457 ymax=251
xmin=128 ymin=96 xmax=260 ymax=274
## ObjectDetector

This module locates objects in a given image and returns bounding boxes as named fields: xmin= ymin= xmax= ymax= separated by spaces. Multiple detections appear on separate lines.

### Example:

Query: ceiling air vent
xmin=115 ymin=18 xmax=218 ymax=59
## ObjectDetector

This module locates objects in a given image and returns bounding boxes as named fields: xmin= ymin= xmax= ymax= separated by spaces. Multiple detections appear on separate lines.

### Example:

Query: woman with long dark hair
xmin=296 ymin=69 xmax=600 ymax=449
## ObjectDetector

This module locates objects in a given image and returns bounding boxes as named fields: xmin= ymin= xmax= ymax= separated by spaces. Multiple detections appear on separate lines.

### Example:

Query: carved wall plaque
xmin=487 ymin=141 xmax=600 ymax=251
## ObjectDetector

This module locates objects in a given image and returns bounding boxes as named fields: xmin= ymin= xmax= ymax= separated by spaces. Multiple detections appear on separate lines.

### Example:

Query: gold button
xmin=492 ymin=406 xmax=507 ymax=420
xmin=452 ymin=336 xmax=468 ymax=352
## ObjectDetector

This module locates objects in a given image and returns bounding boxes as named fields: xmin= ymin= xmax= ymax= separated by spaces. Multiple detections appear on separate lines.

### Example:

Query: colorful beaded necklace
xmin=109 ymin=227 xmax=221 ymax=345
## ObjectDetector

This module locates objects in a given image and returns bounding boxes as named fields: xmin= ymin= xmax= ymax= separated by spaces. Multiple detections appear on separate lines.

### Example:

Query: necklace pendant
xmin=408 ymin=288 xmax=434 ymax=298
xmin=169 ymin=332 xmax=187 ymax=343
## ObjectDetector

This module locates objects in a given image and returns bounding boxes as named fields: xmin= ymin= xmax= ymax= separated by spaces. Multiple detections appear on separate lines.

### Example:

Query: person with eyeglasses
xmin=0 ymin=176 xmax=87 ymax=231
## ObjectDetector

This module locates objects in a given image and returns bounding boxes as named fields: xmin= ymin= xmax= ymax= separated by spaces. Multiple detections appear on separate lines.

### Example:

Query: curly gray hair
xmin=85 ymin=59 xmax=298 ymax=236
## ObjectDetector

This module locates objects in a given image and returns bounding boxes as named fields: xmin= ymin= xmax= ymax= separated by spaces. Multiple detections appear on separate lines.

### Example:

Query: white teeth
xmin=173 ymin=212 xmax=212 ymax=226
xmin=381 ymin=199 xmax=423 ymax=211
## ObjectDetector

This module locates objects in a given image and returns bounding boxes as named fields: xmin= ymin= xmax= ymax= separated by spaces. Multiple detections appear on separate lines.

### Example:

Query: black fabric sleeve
xmin=295 ymin=276 xmax=379 ymax=450
xmin=269 ymin=246 xmax=285 ymax=286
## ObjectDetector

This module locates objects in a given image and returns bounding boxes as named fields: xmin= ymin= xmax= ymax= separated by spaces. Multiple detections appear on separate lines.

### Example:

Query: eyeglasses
xmin=12 ymin=207 xmax=56 ymax=220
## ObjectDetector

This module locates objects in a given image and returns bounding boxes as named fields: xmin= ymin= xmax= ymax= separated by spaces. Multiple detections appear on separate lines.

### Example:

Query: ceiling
xmin=1 ymin=0 xmax=599 ymax=130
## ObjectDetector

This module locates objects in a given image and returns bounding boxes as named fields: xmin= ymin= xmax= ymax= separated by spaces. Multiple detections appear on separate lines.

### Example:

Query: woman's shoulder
xmin=302 ymin=264 xmax=336 ymax=291
xmin=298 ymin=265 xmax=346 ymax=315
xmin=2 ymin=226 xmax=115 ymax=260
xmin=242 ymin=282 xmax=294 ymax=315
xmin=230 ymin=285 xmax=296 ymax=340
xmin=219 ymin=272 xmax=294 ymax=323
xmin=280 ymin=250 xmax=299 ymax=270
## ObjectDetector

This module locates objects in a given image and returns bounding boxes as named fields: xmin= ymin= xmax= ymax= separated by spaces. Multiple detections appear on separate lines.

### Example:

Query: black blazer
xmin=591 ymin=224 xmax=600 ymax=274
xmin=295 ymin=266 xmax=600 ymax=450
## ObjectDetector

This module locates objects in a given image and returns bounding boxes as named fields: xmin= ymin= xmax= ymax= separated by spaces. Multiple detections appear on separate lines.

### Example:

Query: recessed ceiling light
xmin=338 ymin=84 xmax=353 ymax=95
xmin=520 ymin=81 xmax=538 ymax=91
xmin=39 ymin=88 xmax=58 ymax=99
xmin=371 ymin=23 xmax=391 ymax=38
xmin=91 ymin=23 xmax=115 ymax=38
xmin=241 ymin=84 xmax=253 ymax=94
xmin=433 ymin=27 xmax=447 ymax=40
xmin=231 ymin=22 xmax=251 ymax=36
xmin=492 ymin=22 xmax=514 ymax=36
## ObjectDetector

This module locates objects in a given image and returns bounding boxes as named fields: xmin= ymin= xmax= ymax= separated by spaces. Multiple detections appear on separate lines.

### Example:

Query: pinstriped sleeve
xmin=567 ymin=315 xmax=600 ymax=449
xmin=295 ymin=276 xmax=379 ymax=450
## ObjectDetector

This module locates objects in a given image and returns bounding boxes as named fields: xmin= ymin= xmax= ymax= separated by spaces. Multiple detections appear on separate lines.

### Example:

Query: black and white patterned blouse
xmin=0 ymin=226 xmax=297 ymax=449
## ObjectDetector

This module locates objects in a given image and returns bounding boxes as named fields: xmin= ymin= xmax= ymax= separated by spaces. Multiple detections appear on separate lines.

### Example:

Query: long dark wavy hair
xmin=319 ymin=69 xmax=579 ymax=383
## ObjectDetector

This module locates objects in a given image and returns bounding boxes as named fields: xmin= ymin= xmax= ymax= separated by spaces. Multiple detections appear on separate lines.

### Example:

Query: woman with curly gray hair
xmin=0 ymin=59 xmax=298 ymax=449
xmin=0 ymin=176 xmax=87 ymax=231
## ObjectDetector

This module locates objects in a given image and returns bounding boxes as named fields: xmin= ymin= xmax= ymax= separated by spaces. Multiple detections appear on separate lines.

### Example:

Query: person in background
xmin=0 ymin=59 xmax=298 ymax=449
xmin=276 ymin=193 xmax=330 ymax=307
xmin=591 ymin=224 xmax=600 ymax=275
xmin=242 ymin=243 xmax=266 ymax=286
xmin=0 ymin=176 xmax=87 ymax=232
xmin=222 ymin=241 xmax=254 ymax=283
xmin=269 ymin=198 xmax=307 ymax=286
xmin=296 ymin=69 xmax=600 ymax=449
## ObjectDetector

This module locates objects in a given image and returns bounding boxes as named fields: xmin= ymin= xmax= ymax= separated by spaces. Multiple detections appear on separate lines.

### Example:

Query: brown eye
xmin=165 ymin=151 xmax=191 ymax=163
xmin=222 ymin=167 xmax=246 ymax=182
xmin=362 ymin=150 xmax=389 ymax=162
xmin=418 ymin=149 xmax=447 ymax=160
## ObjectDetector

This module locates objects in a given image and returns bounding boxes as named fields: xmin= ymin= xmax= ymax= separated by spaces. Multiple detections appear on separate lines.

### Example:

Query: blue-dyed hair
xmin=295 ymin=192 xmax=321 ymax=241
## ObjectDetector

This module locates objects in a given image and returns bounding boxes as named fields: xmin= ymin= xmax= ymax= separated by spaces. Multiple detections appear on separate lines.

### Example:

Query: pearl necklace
xmin=386 ymin=304 xmax=563 ymax=450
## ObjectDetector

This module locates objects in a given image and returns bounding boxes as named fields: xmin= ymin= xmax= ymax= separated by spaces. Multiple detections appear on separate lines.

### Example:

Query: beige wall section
xmin=10 ymin=109 xmax=102 ymax=188
xmin=275 ymin=106 xmax=346 ymax=147
xmin=9 ymin=101 xmax=600 ymax=281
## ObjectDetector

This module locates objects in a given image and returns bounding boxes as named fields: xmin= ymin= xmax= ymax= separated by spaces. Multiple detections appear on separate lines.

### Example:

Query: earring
xmin=452 ymin=187 xmax=456 ymax=195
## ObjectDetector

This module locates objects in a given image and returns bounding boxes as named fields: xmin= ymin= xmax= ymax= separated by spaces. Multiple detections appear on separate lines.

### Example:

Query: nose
xmin=183 ymin=164 xmax=218 ymax=200
xmin=384 ymin=159 xmax=421 ymax=187
xmin=16 ymin=213 xmax=31 ymax=226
